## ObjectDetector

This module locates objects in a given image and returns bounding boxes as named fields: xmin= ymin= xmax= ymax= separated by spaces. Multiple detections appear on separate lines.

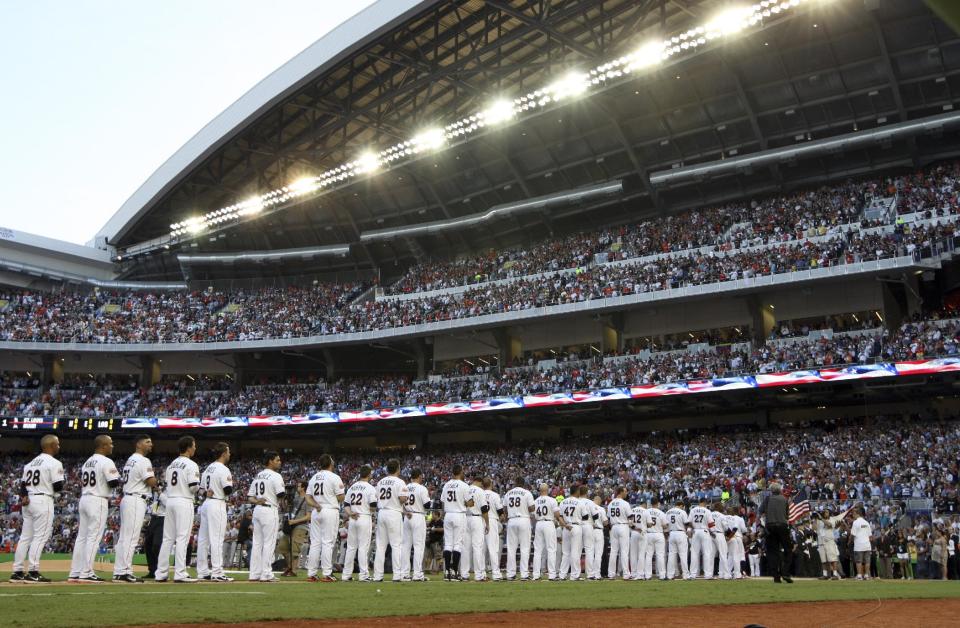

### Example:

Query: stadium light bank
xmin=166 ymin=0 xmax=829 ymax=242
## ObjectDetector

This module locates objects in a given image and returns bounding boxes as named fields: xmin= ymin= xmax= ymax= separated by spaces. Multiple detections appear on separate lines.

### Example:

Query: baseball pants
xmin=532 ymin=521 xmax=557 ymax=579
xmin=592 ymin=528 xmax=604 ymax=578
xmin=196 ymin=499 xmax=227 ymax=578
xmin=644 ymin=533 xmax=666 ymax=579
xmin=506 ymin=518 xmax=532 ymax=579
xmin=581 ymin=524 xmax=595 ymax=579
xmin=749 ymin=553 xmax=761 ymax=576
xmin=559 ymin=525 xmax=583 ymax=580
xmin=342 ymin=515 xmax=373 ymax=579
xmin=607 ymin=524 xmax=630 ymax=579
xmin=13 ymin=494 xmax=54 ymax=574
xmin=460 ymin=516 xmax=486 ymax=580
xmin=249 ymin=505 xmax=279 ymax=581
xmin=486 ymin=520 xmax=502 ymax=579
xmin=400 ymin=513 xmax=426 ymax=579
xmin=155 ymin=497 xmax=194 ymax=581
xmin=373 ymin=509 xmax=404 ymax=581
xmin=70 ymin=495 xmax=109 ymax=579
xmin=113 ymin=494 xmax=148 ymax=577
xmin=667 ymin=530 xmax=690 ymax=579
xmin=629 ymin=530 xmax=647 ymax=579
xmin=727 ymin=537 xmax=745 ymax=578
xmin=443 ymin=512 xmax=465 ymax=553
xmin=306 ymin=508 xmax=340 ymax=578
xmin=714 ymin=532 xmax=730 ymax=578
xmin=690 ymin=529 xmax=715 ymax=578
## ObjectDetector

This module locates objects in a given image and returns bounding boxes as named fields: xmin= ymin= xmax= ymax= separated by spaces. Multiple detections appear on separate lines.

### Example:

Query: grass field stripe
xmin=0 ymin=591 xmax=269 ymax=597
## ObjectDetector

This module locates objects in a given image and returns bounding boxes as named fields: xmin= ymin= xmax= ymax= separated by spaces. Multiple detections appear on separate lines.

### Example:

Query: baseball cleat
xmin=412 ymin=576 xmax=429 ymax=581
xmin=358 ymin=576 xmax=371 ymax=582
xmin=25 ymin=572 xmax=51 ymax=583
xmin=307 ymin=576 xmax=319 ymax=582
xmin=200 ymin=575 xmax=212 ymax=581
xmin=9 ymin=572 xmax=26 ymax=582
xmin=210 ymin=576 xmax=234 ymax=582
xmin=259 ymin=577 xmax=279 ymax=583
xmin=113 ymin=574 xmax=143 ymax=583
xmin=319 ymin=576 xmax=337 ymax=583
xmin=174 ymin=577 xmax=199 ymax=583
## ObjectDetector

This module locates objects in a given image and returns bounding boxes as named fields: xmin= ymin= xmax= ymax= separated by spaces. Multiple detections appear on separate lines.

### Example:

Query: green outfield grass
xmin=1 ymin=572 xmax=958 ymax=628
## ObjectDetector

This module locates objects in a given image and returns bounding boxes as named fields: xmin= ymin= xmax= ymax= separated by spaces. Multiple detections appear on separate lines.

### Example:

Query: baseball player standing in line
xmin=155 ymin=436 xmax=200 ymax=583
xmin=532 ymin=483 xmax=562 ymax=581
xmin=628 ymin=500 xmax=649 ymax=580
xmin=558 ymin=484 xmax=584 ymax=580
xmin=196 ymin=442 xmax=233 ymax=582
xmin=606 ymin=487 xmax=631 ymax=580
xmin=726 ymin=505 xmax=748 ymax=579
xmin=712 ymin=502 xmax=731 ymax=579
xmin=69 ymin=435 xmax=120 ymax=583
xmin=247 ymin=450 xmax=285 ymax=582
xmin=503 ymin=478 xmax=535 ymax=580
xmin=10 ymin=434 xmax=64 ymax=583
xmin=665 ymin=498 xmax=692 ymax=580
xmin=688 ymin=497 xmax=716 ymax=579
xmin=578 ymin=487 xmax=596 ymax=581
xmin=482 ymin=478 xmax=504 ymax=581
xmin=372 ymin=459 xmax=409 ymax=582
xmin=113 ymin=435 xmax=157 ymax=583
xmin=399 ymin=468 xmax=431 ymax=581
xmin=441 ymin=464 xmax=473 ymax=581
xmin=590 ymin=494 xmax=607 ymax=580
xmin=305 ymin=454 xmax=345 ymax=582
xmin=341 ymin=465 xmax=377 ymax=581
xmin=460 ymin=476 xmax=489 ymax=581
xmin=644 ymin=497 xmax=668 ymax=580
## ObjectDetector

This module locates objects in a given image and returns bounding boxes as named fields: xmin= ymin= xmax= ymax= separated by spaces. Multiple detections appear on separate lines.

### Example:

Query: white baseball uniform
xmin=342 ymin=480 xmax=376 ymax=579
xmin=13 ymin=453 xmax=64 ymax=574
xmin=113 ymin=453 xmax=156 ymax=577
xmin=372 ymin=475 xmax=409 ymax=581
xmin=504 ymin=487 xmax=535 ymax=579
xmin=441 ymin=478 xmax=470 ymax=560
xmin=247 ymin=468 xmax=285 ymax=581
xmin=590 ymin=501 xmax=607 ymax=579
xmin=70 ymin=453 xmax=120 ymax=579
xmin=400 ymin=482 xmax=430 ymax=580
xmin=665 ymin=506 xmax=691 ymax=579
xmin=532 ymin=495 xmax=559 ymax=580
xmin=726 ymin=513 xmax=747 ymax=578
xmin=629 ymin=504 xmax=650 ymax=579
xmin=558 ymin=496 xmax=585 ymax=580
xmin=688 ymin=505 xmax=716 ymax=578
xmin=607 ymin=498 xmax=631 ymax=579
xmin=155 ymin=456 xmax=200 ymax=581
xmin=484 ymin=489 xmax=504 ymax=579
xmin=460 ymin=485 xmax=488 ymax=580
xmin=196 ymin=461 xmax=232 ymax=579
xmin=644 ymin=506 xmax=668 ymax=580
xmin=306 ymin=469 xmax=345 ymax=578
xmin=712 ymin=509 xmax=731 ymax=579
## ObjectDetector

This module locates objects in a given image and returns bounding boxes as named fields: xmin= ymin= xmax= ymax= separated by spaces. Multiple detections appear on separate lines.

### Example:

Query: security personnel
xmin=760 ymin=482 xmax=793 ymax=583
xmin=143 ymin=485 xmax=166 ymax=579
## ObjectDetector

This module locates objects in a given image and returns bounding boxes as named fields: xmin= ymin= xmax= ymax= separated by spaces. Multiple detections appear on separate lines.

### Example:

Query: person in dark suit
xmin=759 ymin=482 xmax=793 ymax=583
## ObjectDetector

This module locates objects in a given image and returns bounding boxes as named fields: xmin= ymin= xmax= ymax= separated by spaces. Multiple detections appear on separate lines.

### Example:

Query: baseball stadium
xmin=4 ymin=0 xmax=960 ymax=626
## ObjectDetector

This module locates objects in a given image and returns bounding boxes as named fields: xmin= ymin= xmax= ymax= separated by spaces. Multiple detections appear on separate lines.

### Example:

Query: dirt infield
xmin=146 ymin=598 xmax=959 ymax=628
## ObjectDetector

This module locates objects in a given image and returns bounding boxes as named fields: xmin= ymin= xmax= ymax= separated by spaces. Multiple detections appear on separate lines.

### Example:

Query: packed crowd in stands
xmin=1 ymin=165 xmax=960 ymax=345
xmin=1 ymin=415 xmax=958 ymax=578
xmin=2 ymin=313 xmax=957 ymax=418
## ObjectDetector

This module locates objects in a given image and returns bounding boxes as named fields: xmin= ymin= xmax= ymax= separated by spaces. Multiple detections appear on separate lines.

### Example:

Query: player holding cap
xmin=196 ymin=442 xmax=233 ymax=582
xmin=372 ymin=458 xmax=409 ymax=582
xmin=712 ymin=502 xmax=731 ymax=579
xmin=399 ymin=468 xmax=431 ymax=582
xmin=482 ymin=478 xmax=504 ymax=581
xmin=461 ymin=476 xmax=489 ymax=581
xmin=247 ymin=450 xmax=285 ymax=582
xmin=10 ymin=434 xmax=64 ymax=583
xmin=665 ymin=497 xmax=692 ymax=580
xmin=113 ymin=435 xmax=157 ymax=583
xmin=155 ymin=436 xmax=200 ymax=583
xmin=69 ymin=435 xmax=120 ymax=583
xmin=305 ymin=454 xmax=345 ymax=582
xmin=688 ymin=497 xmax=715 ymax=579
xmin=441 ymin=464 xmax=472 ymax=581
xmin=341 ymin=465 xmax=377 ymax=581
xmin=503 ymin=478 xmax=535 ymax=580
xmin=644 ymin=497 xmax=668 ymax=580
xmin=606 ymin=487 xmax=631 ymax=580
xmin=532 ymin=483 xmax=562 ymax=581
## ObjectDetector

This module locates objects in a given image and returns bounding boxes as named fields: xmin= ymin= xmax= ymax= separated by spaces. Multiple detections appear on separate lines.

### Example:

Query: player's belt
xmin=509 ymin=516 xmax=529 ymax=519
xmin=256 ymin=504 xmax=274 ymax=508
xmin=124 ymin=492 xmax=148 ymax=500
xmin=408 ymin=511 xmax=425 ymax=515
xmin=468 ymin=514 xmax=481 ymax=517
xmin=206 ymin=497 xmax=225 ymax=501
xmin=27 ymin=492 xmax=52 ymax=497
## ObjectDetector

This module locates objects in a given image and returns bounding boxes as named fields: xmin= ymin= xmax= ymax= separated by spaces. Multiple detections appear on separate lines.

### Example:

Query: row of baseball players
xmin=10 ymin=433 xmax=748 ymax=584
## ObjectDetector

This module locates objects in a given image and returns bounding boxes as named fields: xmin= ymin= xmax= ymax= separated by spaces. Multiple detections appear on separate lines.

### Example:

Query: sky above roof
xmin=0 ymin=0 xmax=375 ymax=245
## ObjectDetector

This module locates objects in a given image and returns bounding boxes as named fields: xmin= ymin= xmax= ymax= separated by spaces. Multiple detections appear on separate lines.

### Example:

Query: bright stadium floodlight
xmin=167 ymin=0 xmax=819 ymax=242
xmin=481 ymin=99 xmax=516 ymax=125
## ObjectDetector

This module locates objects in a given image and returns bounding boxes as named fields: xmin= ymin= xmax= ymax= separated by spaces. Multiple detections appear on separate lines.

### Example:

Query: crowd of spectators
xmin=2 ymin=313 xmax=957 ymax=418
xmin=1 ymin=414 xmax=958 ymax=578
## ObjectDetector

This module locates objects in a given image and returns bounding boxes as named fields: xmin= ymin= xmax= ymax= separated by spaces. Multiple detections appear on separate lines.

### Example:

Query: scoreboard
xmin=0 ymin=417 xmax=120 ymax=432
